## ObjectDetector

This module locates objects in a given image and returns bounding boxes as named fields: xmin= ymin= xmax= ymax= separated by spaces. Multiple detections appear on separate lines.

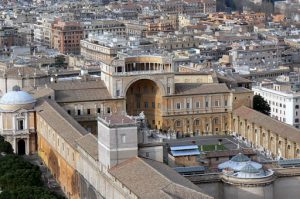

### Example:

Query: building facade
xmin=52 ymin=19 xmax=83 ymax=55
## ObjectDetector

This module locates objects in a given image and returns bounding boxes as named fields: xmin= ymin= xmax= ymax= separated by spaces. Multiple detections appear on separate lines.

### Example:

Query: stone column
xmin=210 ymin=117 xmax=213 ymax=135
xmin=26 ymin=138 xmax=30 ymax=155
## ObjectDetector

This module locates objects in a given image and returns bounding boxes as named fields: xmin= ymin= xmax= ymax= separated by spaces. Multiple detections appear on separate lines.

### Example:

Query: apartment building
xmin=82 ymin=20 xmax=126 ymax=39
xmin=52 ymin=19 xmax=83 ymax=55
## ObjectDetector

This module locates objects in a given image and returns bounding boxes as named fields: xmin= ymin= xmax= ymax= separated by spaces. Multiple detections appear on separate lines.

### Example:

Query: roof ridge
xmin=236 ymin=106 xmax=300 ymax=131
xmin=41 ymin=99 xmax=88 ymax=137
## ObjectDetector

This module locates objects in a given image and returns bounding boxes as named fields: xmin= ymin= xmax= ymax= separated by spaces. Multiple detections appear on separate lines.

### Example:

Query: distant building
xmin=52 ymin=19 xmax=83 ymax=55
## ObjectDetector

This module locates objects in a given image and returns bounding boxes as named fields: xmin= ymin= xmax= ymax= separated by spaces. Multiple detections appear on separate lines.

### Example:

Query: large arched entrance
xmin=17 ymin=139 xmax=26 ymax=155
xmin=126 ymin=79 xmax=163 ymax=129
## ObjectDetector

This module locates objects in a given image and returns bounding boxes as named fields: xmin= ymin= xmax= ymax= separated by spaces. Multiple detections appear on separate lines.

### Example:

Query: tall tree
xmin=253 ymin=95 xmax=271 ymax=115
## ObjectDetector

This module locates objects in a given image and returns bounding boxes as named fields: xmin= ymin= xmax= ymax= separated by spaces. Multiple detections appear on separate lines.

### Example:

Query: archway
xmin=17 ymin=139 xmax=25 ymax=155
xmin=126 ymin=79 xmax=162 ymax=129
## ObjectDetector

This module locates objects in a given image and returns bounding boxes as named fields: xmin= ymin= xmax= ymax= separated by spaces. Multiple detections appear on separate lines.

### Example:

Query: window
xmin=67 ymin=110 xmax=71 ymax=114
xmin=107 ymin=107 xmax=111 ymax=114
xmin=176 ymin=103 xmax=181 ymax=109
xmin=214 ymin=118 xmax=218 ymax=124
xmin=97 ymin=108 xmax=101 ymax=114
xmin=176 ymin=121 xmax=181 ymax=127
xmin=167 ymin=86 xmax=171 ymax=94
xmin=205 ymin=101 xmax=209 ymax=107
xmin=152 ymin=102 xmax=155 ymax=108
xmin=121 ymin=135 xmax=126 ymax=143
xmin=296 ymin=105 xmax=299 ymax=109
xmin=196 ymin=102 xmax=200 ymax=108
xmin=17 ymin=120 xmax=24 ymax=130
xmin=145 ymin=102 xmax=149 ymax=108
xmin=116 ymin=90 xmax=120 ymax=96
xmin=186 ymin=103 xmax=190 ymax=109
xmin=87 ymin=109 xmax=91 ymax=115
xmin=77 ymin=110 xmax=81 ymax=116
xmin=215 ymin=100 xmax=219 ymax=107
xmin=224 ymin=100 xmax=228 ymax=106
xmin=195 ymin=119 xmax=200 ymax=126
xmin=295 ymin=118 xmax=299 ymax=123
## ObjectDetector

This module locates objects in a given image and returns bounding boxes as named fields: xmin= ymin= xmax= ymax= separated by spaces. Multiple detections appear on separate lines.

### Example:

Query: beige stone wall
xmin=37 ymin=115 xmax=80 ymax=199
xmin=232 ymin=115 xmax=300 ymax=159
xmin=231 ymin=91 xmax=253 ymax=110
xmin=174 ymin=74 xmax=214 ymax=83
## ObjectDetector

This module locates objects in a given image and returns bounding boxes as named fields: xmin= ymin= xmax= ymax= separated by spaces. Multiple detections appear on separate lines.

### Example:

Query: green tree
xmin=54 ymin=55 xmax=66 ymax=68
xmin=0 ymin=186 xmax=64 ymax=199
xmin=0 ymin=135 xmax=13 ymax=154
xmin=253 ymin=94 xmax=271 ymax=115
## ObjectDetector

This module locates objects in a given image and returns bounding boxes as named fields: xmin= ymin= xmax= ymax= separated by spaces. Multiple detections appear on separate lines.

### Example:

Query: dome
xmin=231 ymin=153 xmax=250 ymax=162
xmin=0 ymin=90 xmax=35 ymax=106
xmin=218 ymin=153 xmax=262 ymax=171
xmin=240 ymin=163 xmax=259 ymax=174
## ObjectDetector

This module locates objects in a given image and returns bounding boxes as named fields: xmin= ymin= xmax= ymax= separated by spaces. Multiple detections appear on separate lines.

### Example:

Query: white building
xmin=252 ymin=80 xmax=300 ymax=128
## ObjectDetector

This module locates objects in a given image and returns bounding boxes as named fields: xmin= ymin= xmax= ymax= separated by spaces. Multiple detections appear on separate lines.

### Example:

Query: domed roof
xmin=231 ymin=153 xmax=250 ymax=162
xmin=218 ymin=153 xmax=262 ymax=171
xmin=240 ymin=163 xmax=260 ymax=173
xmin=0 ymin=88 xmax=35 ymax=105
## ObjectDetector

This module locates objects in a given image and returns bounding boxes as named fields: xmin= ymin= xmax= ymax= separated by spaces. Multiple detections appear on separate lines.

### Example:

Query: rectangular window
xmin=152 ymin=102 xmax=155 ymax=108
xmin=196 ymin=102 xmax=200 ymax=108
xmin=186 ymin=103 xmax=190 ymax=109
xmin=121 ymin=135 xmax=126 ymax=143
xmin=176 ymin=103 xmax=181 ymax=109
xmin=18 ymin=120 xmax=24 ymax=130
xmin=145 ymin=102 xmax=148 ymax=108
xmin=97 ymin=108 xmax=101 ymax=114
xmin=167 ymin=86 xmax=171 ymax=94
xmin=87 ymin=109 xmax=90 ymax=115
xmin=107 ymin=107 xmax=111 ymax=114
xmin=205 ymin=101 xmax=209 ymax=107
xmin=215 ymin=100 xmax=219 ymax=107
xmin=77 ymin=110 xmax=81 ymax=116
xmin=67 ymin=110 xmax=71 ymax=114
xmin=116 ymin=90 xmax=120 ymax=96
xmin=224 ymin=100 xmax=228 ymax=106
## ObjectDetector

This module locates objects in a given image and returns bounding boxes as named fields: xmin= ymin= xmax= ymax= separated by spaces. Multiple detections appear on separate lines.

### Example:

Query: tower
xmin=97 ymin=114 xmax=138 ymax=169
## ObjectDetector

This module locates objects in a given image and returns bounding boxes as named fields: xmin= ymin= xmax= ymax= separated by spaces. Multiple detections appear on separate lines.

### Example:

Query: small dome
xmin=240 ymin=163 xmax=259 ymax=173
xmin=231 ymin=153 xmax=250 ymax=162
xmin=0 ymin=90 xmax=35 ymax=105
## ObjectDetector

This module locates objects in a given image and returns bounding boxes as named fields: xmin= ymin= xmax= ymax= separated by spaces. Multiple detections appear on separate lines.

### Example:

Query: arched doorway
xmin=126 ymin=79 xmax=162 ymax=129
xmin=17 ymin=139 xmax=26 ymax=155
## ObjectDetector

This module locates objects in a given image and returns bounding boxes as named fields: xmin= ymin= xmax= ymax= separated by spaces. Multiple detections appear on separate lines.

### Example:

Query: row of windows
xmin=67 ymin=107 xmax=111 ymax=115
xmin=175 ymin=100 xmax=227 ymax=109
xmin=175 ymin=118 xmax=219 ymax=127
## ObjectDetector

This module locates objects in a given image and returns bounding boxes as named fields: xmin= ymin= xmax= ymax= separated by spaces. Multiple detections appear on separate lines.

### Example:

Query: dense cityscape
xmin=1 ymin=0 xmax=300 ymax=199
